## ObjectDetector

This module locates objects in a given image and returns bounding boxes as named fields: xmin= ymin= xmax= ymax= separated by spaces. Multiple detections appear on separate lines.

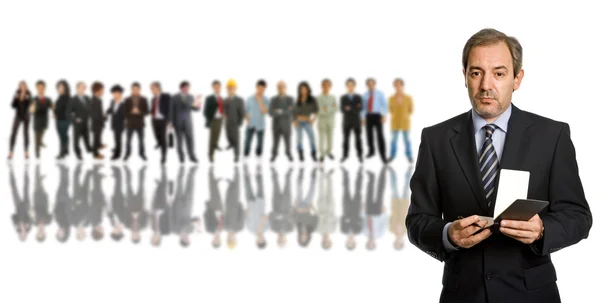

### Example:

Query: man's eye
xmin=471 ymin=72 xmax=481 ymax=76
xmin=496 ymin=73 xmax=504 ymax=77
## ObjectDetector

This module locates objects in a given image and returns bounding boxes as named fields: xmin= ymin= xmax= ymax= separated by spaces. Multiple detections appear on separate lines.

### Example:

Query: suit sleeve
xmin=531 ymin=123 xmax=592 ymax=256
xmin=203 ymin=96 xmax=211 ymax=120
xmin=268 ymin=97 xmax=277 ymax=117
xmin=406 ymin=128 xmax=451 ymax=262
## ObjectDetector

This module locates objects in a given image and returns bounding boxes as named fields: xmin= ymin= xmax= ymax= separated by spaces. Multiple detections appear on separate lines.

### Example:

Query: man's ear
xmin=462 ymin=69 xmax=467 ymax=88
xmin=513 ymin=69 xmax=525 ymax=91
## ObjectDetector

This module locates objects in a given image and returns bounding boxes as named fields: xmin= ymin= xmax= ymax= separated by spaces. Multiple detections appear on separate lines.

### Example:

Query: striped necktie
xmin=479 ymin=124 xmax=499 ymax=207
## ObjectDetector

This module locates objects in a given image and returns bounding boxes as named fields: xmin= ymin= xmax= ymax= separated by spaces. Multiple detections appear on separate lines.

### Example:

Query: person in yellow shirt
xmin=388 ymin=78 xmax=414 ymax=163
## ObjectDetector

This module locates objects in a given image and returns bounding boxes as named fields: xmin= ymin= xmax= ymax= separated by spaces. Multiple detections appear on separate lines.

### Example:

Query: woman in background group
xmin=9 ymin=81 xmax=32 ymax=160
xmin=292 ymin=82 xmax=319 ymax=162
xmin=54 ymin=80 xmax=72 ymax=159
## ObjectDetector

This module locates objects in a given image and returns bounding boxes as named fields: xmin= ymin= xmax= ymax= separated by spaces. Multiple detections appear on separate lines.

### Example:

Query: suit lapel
xmin=450 ymin=111 xmax=489 ymax=212
xmin=499 ymin=105 xmax=534 ymax=171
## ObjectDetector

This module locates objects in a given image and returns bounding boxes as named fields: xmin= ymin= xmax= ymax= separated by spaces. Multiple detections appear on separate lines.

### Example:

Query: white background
xmin=1 ymin=0 xmax=598 ymax=302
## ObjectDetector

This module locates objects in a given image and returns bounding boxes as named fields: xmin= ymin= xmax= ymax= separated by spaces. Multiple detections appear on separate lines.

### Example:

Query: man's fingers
xmin=501 ymin=220 xmax=537 ymax=232
xmin=459 ymin=225 xmax=482 ymax=238
xmin=458 ymin=215 xmax=481 ymax=228
xmin=500 ymin=227 xmax=536 ymax=239
xmin=463 ymin=229 xmax=492 ymax=247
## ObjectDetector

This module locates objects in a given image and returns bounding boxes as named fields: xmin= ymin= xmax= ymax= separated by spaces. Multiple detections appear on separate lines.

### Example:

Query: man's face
xmin=36 ymin=84 xmax=45 ymax=96
xmin=112 ymin=91 xmax=122 ymax=101
xmin=213 ymin=84 xmax=222 ymax=95
xmin=366 ymin=80 xmax=376 ymax=91
xmin=464 ymin=42 xmax=524 ymax=120
xmin=181 ymin=85 xmax=190 ymax=95
xmin=77 ymin=83 xmax=86 ymax=95
xmin=131 ymin=86 xmax=141 ymax=96
xmin=256 ymin=85 xmax=266 ymax=95
xmin=393 ymin=81 xmax=404 ymax=93
xmin=96 ymin=88 xmax=104 ymax=97
xmin=150 ymin=85 xmax=160 ymax=96
xmin=346 ymin=81 xmax=355 ymax=93
xmin=322 ymin=81 xmax=331 ymax=94
xmin=227 ymin=85 xmax=236 ymax=96
xmin=277 ymin=82 xmax=286 ymax=95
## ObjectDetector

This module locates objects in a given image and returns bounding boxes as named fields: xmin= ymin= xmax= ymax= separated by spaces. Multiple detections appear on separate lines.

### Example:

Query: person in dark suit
xmin=169 ymin=81 xmax=201 ymax=164
xmin=204 ymin=80 xmax=225 ymax=163
xmin=71 ymin=163 xmax=91 ymax=241
xmin=89 ymin=164 xmax=106 ymax=241
xmin=33 ymin=165 xmax=52 ymax=242
xmin=9 ymin=163 xmax=31 ymax=241
xmin=108 ymin=166 xmax=126 ymax=242
xmin=90 ymin=82 xmax=106 ymax=160
xmin=149 ymin=82 xmax=171 ymax=165
xmin=8 ymin=81 xmax=32 ymax=160
xmin=204 ymin=166 xmax=224 ymax=248
xmin=31 ymin=80 xmax=53 ymax=159
xmin=70 ymin=82 xmax=93 ymax=161
xmin=223 ymin=79 xmax=245 ymax=163
xmin=268 ymin=81 xmax=295 ymax=163
xmin=105 ymin=85 xmax=127 ymax=160
xmin=340 ymin=167 xmax=363 ymax=251
xmin=54 ymin=163 xmax=71 ymax=243
xmin=123 ymin=82 xmax=149 ymax=161
xmin=269 ymin=167 xmax=294 ymax=248
xmin=124 ymin=165 xmax=148 ymax=243
xmin=406 ymin=29 xmax=592 ymax=303
xmin=340 ymin=78 xmax=363 ymax=163
xmin=54 ymin=80 xmax=72 ymax=160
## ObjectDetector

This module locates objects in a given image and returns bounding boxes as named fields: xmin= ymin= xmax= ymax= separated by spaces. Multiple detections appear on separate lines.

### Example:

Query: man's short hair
xmin=110 ymin=84 xmax=124 ymax=93
xmin=321 ymin=78 xmax=332 ymax=86
xmin=393 ymin=78 xmax=405 ymax=86
xmin=345 ymin=78 xmax=356 ymax=85
xmin=91 ymin=82 xmax=104 ymax=94
xmin=131 ymin=82 xmax=141 ymax=88
xmin=151 ymin=81 xmax=161 ymax=90
xmin=180 ymin=81 xmax=190 ymax=89
xmin=462 ymin=28 xmax=523 ymax=77
xmin=256 ymin=79 xmax=267 ymax=87
xmin=212 ymin=80 xmax=221 ymax=86
xmin=36 ymin=80 xmax=46 ymax=87
xmin=366 ymin=78 xmax=376 ymax=85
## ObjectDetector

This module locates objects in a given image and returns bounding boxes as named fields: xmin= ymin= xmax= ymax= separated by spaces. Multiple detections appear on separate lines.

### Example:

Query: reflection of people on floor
xmin=269 ymin=167 xmax=294 ymax=248
xmin=108 ymin=166 xmax=126 ymax=242
xmin=317 ymin=168 xmax=336 ymax=250
xmin=204 ymin=167 xmax=224 ymax=249
xmin=89 ymin=164 xmax=106 ymax=241
xmin=341 ymin=167 xmax=363 ymax=251
xmin=363 ymin=168 xmax=388 ymax=251
xmin=72 ymin=163 xmax=91 ymax=241
xmin=151 ymin=166 xmax=172 ymax=247
xmin=173 ymin=166 xmax=200 ymax=247
xmin=34 ymin=165 xmax=52 ymax=242
xmin=125 ymin=165 xmax=148 ymax=244
xmin=244 ymin=165 xmax=269 ymax=249
xmin=10 ymin=164 xmax=31 ymax=242
xmin=224 ymin=167 xmax=244 ymax=249
xmin=54 ymin=163 xmax=71 ymax=243
xmin=388 ymin=166 xmax=411 ymax=250
xmin=293 ymin=168 xmax=319 ymax=248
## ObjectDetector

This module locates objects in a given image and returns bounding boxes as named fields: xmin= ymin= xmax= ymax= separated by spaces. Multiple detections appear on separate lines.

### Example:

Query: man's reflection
xmin=72 ymin=163 xmax=91 ymax=241
xmin=125 ymin=165 xmax=148 ymax=244
xmin=90 ymin=164 xmax=106 ymax=241
xmin=388 ymin=165 xmax=412 ymax=250
xmin=363 ymin=167 xmax=388 ymax=251
xmin=34 ymin=165 xmax=52 ymax=242
xmin=151 ymin=166 xmax=172 ymax=247
xmin=108 ymin=166 xmax=126 ymax=242
xmin=244 ymin=164 xmax=268 ymax=249
xmin=204 ymin=166 xmax=224 ymax=249
xmin=54 ymin=163 xmax=71 ymax=243
xmin=269 ymin=167 xmax=294 ymax=249
xmin=224 ymin=167 xmax=244 ymax=250
xmin=317 ymin=168 xmax=336 ymax=250
xmin=293 ymin=168 xmax=318 ymax=248
xmin=10 ymin=164 xmax=31 ymax=242
xmin=173 ymin=166 xmax=200 ymax=247
xmin=341 ymin=167 xmax=363 ymax=251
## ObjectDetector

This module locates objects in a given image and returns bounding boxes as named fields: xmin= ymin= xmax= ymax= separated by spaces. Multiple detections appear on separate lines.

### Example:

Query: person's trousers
xmin=125 ymin=128 xmax=145 ymax=158
xmin=208 ymin=118 xmax=223 ymax=159
xmin=225 ymin=124 xmax=240 ymax=159
xmin=175 ymin=120 xmax=196 ymax=161
xmin=73 ymin=123 xmax=92 ymax=156
xmin=152 ymin=119 xmax=168 ymax=160
xmin=318 ymin=119 xmax=334 ymax=157
xmin=112 ymin=128 xmax=124 ymax=158
xmin=244 ymin=127 xmax=264 ymax=157
xmin=342 ymin=124 xmax=363 ymax=158
xmin=272 ymin=125 xmax=291 ymax=157
xmin=34 ymin=129 xmax=46 ymax=158
xmin=56 ymin=120 xmax=70 ymax=156
xmin=390 ymin=130 xmax=412 ymax=160
xmin=296 ymin=121 xmax=316 ymax=152
xmin=91 ymin=127 xmax=104 ymax=156
xmin=365 ymin=113 xmax=386 ymax=161
xmin=9 ymin=117 xmax=29 ymax=152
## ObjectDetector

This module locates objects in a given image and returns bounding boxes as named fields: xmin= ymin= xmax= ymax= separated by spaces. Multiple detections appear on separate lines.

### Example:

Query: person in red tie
xmin=203 ymin=80 xmax=225 ymax=163
xmin=361 ymin=78 xmax=389 ymax=164
xmin=30 ymin=80 xmax=53 ymax=159
xmin=149 ymin=82 xmax=171 ymax=165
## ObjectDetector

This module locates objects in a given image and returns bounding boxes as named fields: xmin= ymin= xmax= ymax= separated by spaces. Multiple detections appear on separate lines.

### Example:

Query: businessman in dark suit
xmin=105 ymin=85 xmax=127 ymax=160
xmin=406 ymin=28 xmax=592 ymax=303
xmin=169 ymin=81 xmax=201 ymax=164
xmin=340 ymin=78 xmax=363 ymax=163
xmin=70 ymin=82 xmax=93 ymax=160
xmin=204 ymin=80 xmax=225 ymax=163
xmin=123 ymin=82 xmax=149 ymax=161
xmin=90 ymin=82 xmax=106 ymax=160
xmin=150 ymin=82 xmax=171 ymax=164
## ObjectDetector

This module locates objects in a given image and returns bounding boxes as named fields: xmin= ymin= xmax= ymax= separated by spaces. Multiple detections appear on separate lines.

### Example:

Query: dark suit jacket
xmin=150 ymin=93 xmax=171 ymax=120
xmin=340 ymin=94 xmax=363 ymax=128
xmin=124 ymin=96 xmax=149 ymax=129
xmin=106 ymin=100 xmax=126 ymax=131
xmin=32 ymin=96 xmax=53 ymax=131
xmin=406 ymin=105 xmax=592 ymax=303
xmin=70 ymin=95 xmax=91 ymax=126
xmin=203 ymin=94 xmax=220 ymax=128
xmin=90 ymin=96 xmax=105 ymax=131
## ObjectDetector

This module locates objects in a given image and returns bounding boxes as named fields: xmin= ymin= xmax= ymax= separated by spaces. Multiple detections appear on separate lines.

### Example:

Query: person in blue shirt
xmin=362 ymin=78 xmax=388 ymax=164
xmin=244 ymin=79 xmax=270 ymax=159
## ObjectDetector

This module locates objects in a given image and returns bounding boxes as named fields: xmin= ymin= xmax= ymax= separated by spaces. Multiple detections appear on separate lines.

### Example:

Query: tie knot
xmin=483 ymin=124 xmax=498 ymax=138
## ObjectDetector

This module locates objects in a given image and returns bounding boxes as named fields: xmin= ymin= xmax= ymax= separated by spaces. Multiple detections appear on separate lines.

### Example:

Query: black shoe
xmin=76 ymin=154 xmax=82 ymax=161
xmin=270 ymin=155 xmax=277 ymax=163
xmin=286 ymin=153 xmax=293 ymax=162
xmin=327 ymin=154 xmax=335 ymax=160
xmin=234 ymin=156 xmax=239 ymax=163
xmin=358 ymin=156 xmax=364 ymax=163
xmin=366 ymin=153 xmax=375 ymax=159
xmin=408 ymin=156 xmax=414 ymax=164
xmin=56 ymin=154 xmax=63 ymax=160
xmin=311 ymin=151 xmax=318 ymax=162
xmin=215 ymin=146 xmax=223 ymax=151
xmin=388 ymin=156 xmax=395 ymax=163
xmin=155 ymin=144 xmax=160 ymax=150
xmin=140 ymin=155 xmax=147 ymax=161
xmin=340 ymin=156 xmax=348 ymax=163
xmin=298 ymin=150 xmax=304 ymax=162
xmin=226 ymin=145 xmax=233 ymax=150
xmin=111 ymin=155 xmax=119 ymax=161
xmin=320 ymin=156 xmax=324 ymax=163
xmin=161 ymin=158 xmax=166 ymax=165
xmin=190 ymin=157 xmax=198 ymax=164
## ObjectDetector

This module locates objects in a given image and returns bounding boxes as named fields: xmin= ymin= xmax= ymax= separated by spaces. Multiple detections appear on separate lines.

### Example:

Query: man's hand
xmin=361 ymin=119 xmax=366 ymax=127
xmin=448 ymin=215 xmax=492 ymax=249
xmin=500 ymin=214 xmax=544 ymax=244
xmin=344 ymin=105 xmax=351 ymax=112
xmin=381 ymin=116 xmax=386 ymax=124
xmin=293 ymin=121 xmax=298 ymax=129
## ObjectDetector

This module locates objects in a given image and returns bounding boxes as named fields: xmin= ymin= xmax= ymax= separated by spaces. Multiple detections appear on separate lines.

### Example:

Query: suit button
xmin=485 ymin=272 xmax=493 ymax=281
